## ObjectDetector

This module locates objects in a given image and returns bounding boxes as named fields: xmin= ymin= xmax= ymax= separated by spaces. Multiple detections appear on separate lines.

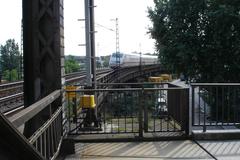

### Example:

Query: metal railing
xmin=8 ymin=90 xmax=63 ymax=160
xmin=67 ymin=83 xmax=189 ymax=139
xmin=191 ymin=83 xmax=240 ymax=132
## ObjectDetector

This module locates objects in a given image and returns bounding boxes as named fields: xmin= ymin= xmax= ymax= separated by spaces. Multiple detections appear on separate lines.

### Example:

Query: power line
xmin=95 ymin=23 xmax=114 ymax=32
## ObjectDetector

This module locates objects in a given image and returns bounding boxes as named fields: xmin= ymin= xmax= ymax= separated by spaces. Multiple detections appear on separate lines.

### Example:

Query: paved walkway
xmin=65 ymin=140 xmax=240 ymax=160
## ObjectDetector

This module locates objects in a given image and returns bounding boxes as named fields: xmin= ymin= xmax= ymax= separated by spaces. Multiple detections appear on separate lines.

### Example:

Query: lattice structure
xmin=23 ymin=0 xmax=64 ymax=137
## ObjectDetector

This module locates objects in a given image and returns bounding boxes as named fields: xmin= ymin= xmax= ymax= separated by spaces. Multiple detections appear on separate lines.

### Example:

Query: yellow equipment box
xmin=66 ymin=86 xmax=77 ymax=99
xmin=160 ymin=74 xmax=172 ymax=82
xmin=80 ymin=95 xmax=96 ymax=109
xmin=148 ymin=77 xmax=163 ymax=82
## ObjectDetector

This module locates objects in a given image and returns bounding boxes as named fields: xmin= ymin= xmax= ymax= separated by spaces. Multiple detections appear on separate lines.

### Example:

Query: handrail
xmin=29 ymin=107 xmax=62 ymax=144
xmin=191 ymin=83 xmax=240 ymax=86
xmin=9 ymin=90 xmax=61 ymax=128
xmin=29 ymin=106 xmax=63 ymax=160
xmin=67 ymin=87 xmax=188 ymax=93
xmin=0 ymin=111 xmax=44 ymax=160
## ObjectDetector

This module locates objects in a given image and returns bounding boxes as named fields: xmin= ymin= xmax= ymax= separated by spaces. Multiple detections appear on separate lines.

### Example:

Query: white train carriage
xmin=109 ymin=52 xmax=158 ymax=68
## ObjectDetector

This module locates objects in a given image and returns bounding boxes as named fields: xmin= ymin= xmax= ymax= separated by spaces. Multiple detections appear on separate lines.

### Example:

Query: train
xmin=109 ymin=52 xmax=158 ymax=68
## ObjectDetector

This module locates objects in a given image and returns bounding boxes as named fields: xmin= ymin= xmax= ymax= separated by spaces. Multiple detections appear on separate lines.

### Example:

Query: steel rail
xmin=0 ymin=69 xmax=112 ymax=114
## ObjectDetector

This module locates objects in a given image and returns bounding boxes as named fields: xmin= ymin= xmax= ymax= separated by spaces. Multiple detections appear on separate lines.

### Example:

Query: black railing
xmin=191 ymin=83 xmax=240 ymax=132
xmin=67 ymin=83 xmax=189 ymax=139
xmin=8 ymin=90 xmax=63 ymax=160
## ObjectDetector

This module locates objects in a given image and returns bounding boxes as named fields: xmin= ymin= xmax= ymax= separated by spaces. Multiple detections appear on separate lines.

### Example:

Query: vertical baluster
xmin=131 ymin=92 xmax=134 ymax=133
xmin=222 ymin=86 xmax=224 ymax=126
xmin=47 ymin=128 xmax=51 ymax=159
xmin=233 ymin=87 xmax=237 ymax=125
xmin=216 ymin=87 xmax=218 ymax=126
xmin=51 ymin=123 xmax=54 ymax=157
xmin=35 ymin=140 xmax=38 ymax=151
xmin=111 ymin=93 xmax=113 ymax=133
xmin=53 ymin=118 xmax=57 ymax=153
xmin=117 ymin=92 xmax=120 ymax=133
xmin=198 ymin=86 xmax=201 ymax=126
xmin=124 ymin=92 xmax=127 ymax=133
xmin=203 ymin=87 xmax=206 ymax=132
xmin=44 ymin=131 xmax=47 ymax=159
xmin=103 ymin=96 xmax=106 ymax=133
xmin=192 ymin=86 xmax=195 ymax=127
xmin=153 ymin=90 xmax=156 ymax=132
xmin=209 ymin=87 xmax=212 ymax=126
xmin=40 ymin=135 xmax=43 ymax=156
xmin=227 ymin=86 xmax=230 ymax=125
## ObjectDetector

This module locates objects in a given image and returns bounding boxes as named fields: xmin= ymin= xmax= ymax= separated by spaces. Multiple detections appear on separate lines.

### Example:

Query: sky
xmin=0 ymin=0 xmax=155 ymax=56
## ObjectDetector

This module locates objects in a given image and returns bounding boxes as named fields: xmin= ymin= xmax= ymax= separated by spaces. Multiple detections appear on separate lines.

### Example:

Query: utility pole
xmin=84 ymin=0 xmax=96 ymax=88
xmin=111 ymin=18 xmax=120 ymax=67
xmin=85 ymin=0 xmax=92 ymax=87
xmin=89 ymin=0 xmax=96 ymax=89
xmin=139 ymin=43 xmax=142 ymax=75
xmin=20 ymin=20 xmax=23 ymax=80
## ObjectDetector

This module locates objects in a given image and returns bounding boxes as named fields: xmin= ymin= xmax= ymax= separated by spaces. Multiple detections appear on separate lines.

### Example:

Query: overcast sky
xmin=0 ymin=0 xmax=155 ymax=56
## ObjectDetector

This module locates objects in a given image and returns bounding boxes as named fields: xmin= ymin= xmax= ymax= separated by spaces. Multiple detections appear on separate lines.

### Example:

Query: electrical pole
xmin=111 ymin=18 xmax=120 ymax=67
xmin=139 ymin=43 xmax=142 ymax=75
xmin=20 ymin=20 xmax=23 ymax=80
xmin=89 ymin=0 xmax=96 ymax=89
xmin=85 ymin=0 xmax=92 ymax=87
xmin=84 ymin=0 xmax=96 ymax=88
xmin=115 ymin=18 xmax=120 ymax=67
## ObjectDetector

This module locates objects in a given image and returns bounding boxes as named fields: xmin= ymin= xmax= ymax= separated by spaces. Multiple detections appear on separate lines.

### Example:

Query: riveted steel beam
xmin=23 ymin=0 xmax=64 ymax=138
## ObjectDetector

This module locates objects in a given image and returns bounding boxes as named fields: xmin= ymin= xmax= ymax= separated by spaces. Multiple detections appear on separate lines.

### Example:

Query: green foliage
xmin=65 ymin=56 xmax=80 ymax=74
xmin=0 ymin=39 xmax=21 ymax=82
xmin=101 ymin=56 xmax=110 ymax=67
xmin=148 ymin=0 xmax=240 ymax=82
xmin=3 ymin=69 xmax=18 ymax=81
xmin=0 ymin=39 xmax=21 ymax=72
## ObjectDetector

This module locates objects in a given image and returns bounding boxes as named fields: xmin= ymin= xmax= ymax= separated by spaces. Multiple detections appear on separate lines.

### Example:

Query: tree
xmin=65 ymin=55 xmax=80 ymax=74
xmin=148 ymin=0 xmax=240 ymax=82
xmin=0 ymin=39 xmax=21 ymax=81
xmin=101 ymin=55 xmax=110 ymax=67
xmin=3 ymin=69 xmax=18 ymax=82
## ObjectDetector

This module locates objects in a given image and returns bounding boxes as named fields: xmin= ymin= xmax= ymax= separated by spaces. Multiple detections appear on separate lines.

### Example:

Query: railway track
xmin=0 ymin=68 xmax=112 ymax=114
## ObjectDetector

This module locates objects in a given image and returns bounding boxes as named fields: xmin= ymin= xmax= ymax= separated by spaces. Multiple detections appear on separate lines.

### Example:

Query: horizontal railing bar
xmin=66 ymin=87 xmax=188 ymax=92
xmin=193 ymin=123 xmax=240 ymax=126
xmin=9 ymin=90 xmax=61 ymax=128
xmin=65 ymin=75 xmax=85 ymax=83
xmin=191 ymin=83 xmax=240 ymax=86
xmin=94 ymin=82 xmax=170 ymax=86
xmin=29 ymin=106 xmax=62 ymax=144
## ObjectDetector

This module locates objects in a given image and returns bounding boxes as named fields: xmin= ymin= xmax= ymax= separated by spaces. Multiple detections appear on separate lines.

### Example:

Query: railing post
xmin=138 ymin=88 xmax=144 ymax=138
xmin=189 ymin=86 xmax=194 ymax=136
xmin=143 ymin=89 xmax=148 ymax=132
xmin=184 ymin=88 xmax=190 ymax=135
xmin=203 ymin=86 xmax=207 ymax=132
xmin=73 ymin=97 xmax=77 ymax=123
xmin=143 ymin=97 xmax=148 ymax=132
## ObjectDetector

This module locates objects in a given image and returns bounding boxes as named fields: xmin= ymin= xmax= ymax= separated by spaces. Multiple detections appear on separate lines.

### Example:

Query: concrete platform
xmin=64 ymin=140 xmax=240 ymax=160
xmin=65 ymin=140 xmax=213 ymax=160
xmin=198 ymin=140 xmax=240 ymax=160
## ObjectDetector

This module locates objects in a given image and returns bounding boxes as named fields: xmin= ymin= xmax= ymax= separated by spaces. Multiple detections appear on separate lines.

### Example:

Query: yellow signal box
xmin=80 ymin=95 xmax=96 ymax=109
xmin=66 ymin=86 xmax=77 ymax=99
xmin=160 ymin=74 xmax=172 ymax=82
xmin=148 ymin=77 xmax=163 ymax=83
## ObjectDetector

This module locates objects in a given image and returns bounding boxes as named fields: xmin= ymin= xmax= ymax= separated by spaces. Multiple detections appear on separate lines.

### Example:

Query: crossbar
xmin=9 ymin=90 xmax=61 ymax=128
